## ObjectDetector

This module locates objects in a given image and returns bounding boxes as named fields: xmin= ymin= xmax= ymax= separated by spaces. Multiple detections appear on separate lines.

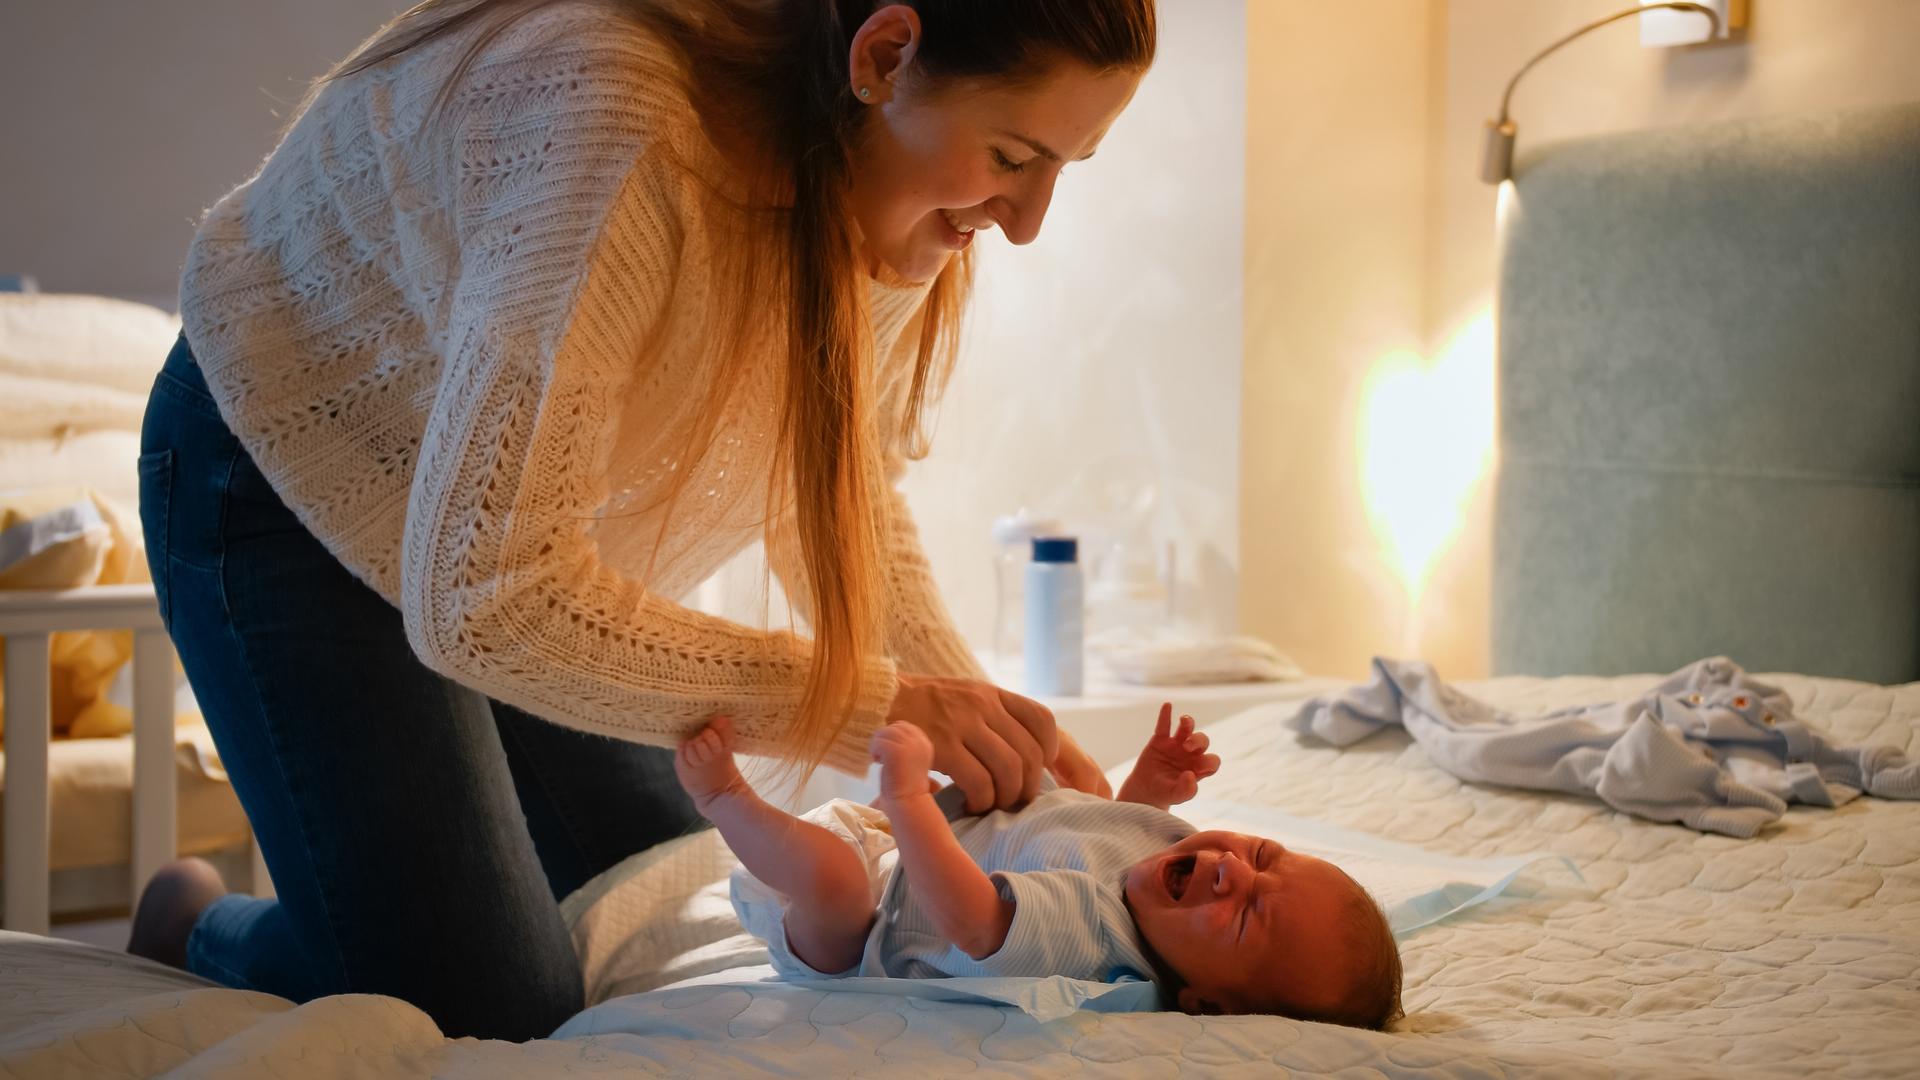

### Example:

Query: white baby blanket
xmin=562 ymin=794 xmax=1572 ymax=1021
xmin=1288 ymin=656 xmax=1919 ymax=837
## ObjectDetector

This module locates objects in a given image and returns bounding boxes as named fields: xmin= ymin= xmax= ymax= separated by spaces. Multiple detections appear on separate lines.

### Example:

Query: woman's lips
xmin=936 ymin=209 xmax=976 ymax=251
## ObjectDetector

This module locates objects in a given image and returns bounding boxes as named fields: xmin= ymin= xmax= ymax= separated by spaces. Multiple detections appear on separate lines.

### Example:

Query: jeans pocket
xmin=137 ymin=449 xmax=175 ymax=627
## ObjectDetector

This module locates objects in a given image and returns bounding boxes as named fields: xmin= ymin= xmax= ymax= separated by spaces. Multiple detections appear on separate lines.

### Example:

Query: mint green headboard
xmin=1494 ymin=103 xmax=1920 ymax=683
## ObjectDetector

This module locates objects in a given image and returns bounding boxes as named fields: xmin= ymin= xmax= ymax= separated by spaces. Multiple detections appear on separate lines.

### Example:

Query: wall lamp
xmin=1481 ymin=2 xmax=1721 ymax=184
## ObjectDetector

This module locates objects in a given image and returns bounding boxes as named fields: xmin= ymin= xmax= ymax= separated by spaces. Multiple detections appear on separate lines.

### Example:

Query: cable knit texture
xmin=177 ymin=0 xmax=980 ymax=772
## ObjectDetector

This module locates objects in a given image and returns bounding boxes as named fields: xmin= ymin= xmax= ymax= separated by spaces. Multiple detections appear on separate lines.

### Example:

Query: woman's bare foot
xmin=127 ymin=856 xmax=227 ymax=970
xmin=675 ymin=717 xmax=753 ymax=815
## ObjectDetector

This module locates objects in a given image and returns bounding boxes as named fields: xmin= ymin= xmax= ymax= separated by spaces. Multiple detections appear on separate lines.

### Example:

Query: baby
xmin=675 ymin=705 xmax=1402 ymax=1029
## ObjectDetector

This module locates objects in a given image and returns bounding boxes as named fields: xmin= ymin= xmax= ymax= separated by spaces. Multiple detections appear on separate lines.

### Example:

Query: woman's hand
xmin=1116 ymin=703 xmax=1220 ymax=811
xmin=1049 ymin=729 xmax=1112 ymax=800
xmin=887 ymin=673 xmax=1059 ymax=813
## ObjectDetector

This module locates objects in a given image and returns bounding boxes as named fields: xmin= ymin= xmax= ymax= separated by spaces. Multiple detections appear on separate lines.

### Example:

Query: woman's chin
xmin=871 ymin=245 xmax=951 ymax=286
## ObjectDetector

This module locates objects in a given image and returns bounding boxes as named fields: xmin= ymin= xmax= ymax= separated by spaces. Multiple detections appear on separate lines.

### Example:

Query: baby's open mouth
xmin=1163 ymin=853 xmax=1196 ymax=901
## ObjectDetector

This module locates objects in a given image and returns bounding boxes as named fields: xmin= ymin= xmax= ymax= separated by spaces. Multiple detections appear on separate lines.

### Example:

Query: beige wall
xmin=0 ymin=2 xmax=412 ymax=310
xmin=1244 ymin=0 xmax=1920 ymax=679
xmin=1242 ymin=0 xmax=1445 ymax=679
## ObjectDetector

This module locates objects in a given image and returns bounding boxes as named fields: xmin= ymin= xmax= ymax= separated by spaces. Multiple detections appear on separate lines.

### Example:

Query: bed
xmin=2 ymin=670 xmax=1915 ymax=1076
xmin=2 ymin=97 xmax=1916 ymax=1079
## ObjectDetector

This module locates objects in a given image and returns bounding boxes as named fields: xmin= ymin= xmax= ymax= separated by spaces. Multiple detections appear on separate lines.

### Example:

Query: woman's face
xmin=845 ymin=12 xmax=1143 ymax=283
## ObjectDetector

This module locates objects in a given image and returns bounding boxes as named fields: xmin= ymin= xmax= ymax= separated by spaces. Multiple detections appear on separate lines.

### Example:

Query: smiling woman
xmin=128 ymin=0 xmax=1158 ymax=1042
xmin=843 ymin=7 xmax=1140 ymax=279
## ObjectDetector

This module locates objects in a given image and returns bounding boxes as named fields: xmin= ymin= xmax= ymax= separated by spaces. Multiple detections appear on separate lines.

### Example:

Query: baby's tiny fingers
xmin=1198 ymin=753 xmax=1222 ymax=777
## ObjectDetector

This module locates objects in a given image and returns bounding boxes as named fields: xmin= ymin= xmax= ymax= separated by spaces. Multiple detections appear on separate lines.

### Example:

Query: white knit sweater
xmin=177 ymin=1 xmax=982 ymax=772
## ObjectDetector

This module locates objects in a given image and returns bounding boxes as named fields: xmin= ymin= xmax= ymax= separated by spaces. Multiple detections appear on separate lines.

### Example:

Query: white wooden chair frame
xmin=0 ymin=584 xmax=266 ymax=935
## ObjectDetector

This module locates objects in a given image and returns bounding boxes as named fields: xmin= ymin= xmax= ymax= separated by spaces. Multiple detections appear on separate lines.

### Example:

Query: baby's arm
xmin=871 ymin=725 xmax=1014 ymax=960
xmin=1117 ymin=703 xmax=1221 ymax=811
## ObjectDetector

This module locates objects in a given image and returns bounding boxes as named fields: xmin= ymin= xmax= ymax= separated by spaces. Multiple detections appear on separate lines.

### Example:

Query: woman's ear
xmin=847 ymin=4 xmax=922 ymax=104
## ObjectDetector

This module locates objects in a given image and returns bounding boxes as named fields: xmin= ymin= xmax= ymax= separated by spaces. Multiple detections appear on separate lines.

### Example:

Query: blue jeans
xmin=138 ymin=334 xmax=704 ymax=1040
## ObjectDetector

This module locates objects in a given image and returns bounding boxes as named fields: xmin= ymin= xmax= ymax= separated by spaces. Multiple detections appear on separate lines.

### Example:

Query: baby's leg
xmin=676 ymin=719 xmax=877 ymax=975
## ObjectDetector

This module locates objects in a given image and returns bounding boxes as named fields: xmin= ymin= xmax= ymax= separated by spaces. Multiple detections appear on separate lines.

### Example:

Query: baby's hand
xmin=871 ymin=722 xmax=937 ymax=803
xmin=1117 ymin=703 xmax=1221 ymax=809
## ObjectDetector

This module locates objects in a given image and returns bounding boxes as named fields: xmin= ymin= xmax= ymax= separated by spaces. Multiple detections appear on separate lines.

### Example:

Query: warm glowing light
xmin=1496 ymin=179 xmax=1521 ymax=240
xmin=1358 ymin=309 xmax=1498 ymax=623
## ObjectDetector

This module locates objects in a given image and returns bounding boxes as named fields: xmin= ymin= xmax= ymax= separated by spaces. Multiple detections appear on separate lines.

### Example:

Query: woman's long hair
xmin=325 ymin=0 xmax=1155 ymax=771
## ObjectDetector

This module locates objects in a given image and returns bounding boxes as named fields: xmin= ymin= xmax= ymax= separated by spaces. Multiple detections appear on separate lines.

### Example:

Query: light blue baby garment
xmin=1290 ymin=656 xmax=1919 ymax=837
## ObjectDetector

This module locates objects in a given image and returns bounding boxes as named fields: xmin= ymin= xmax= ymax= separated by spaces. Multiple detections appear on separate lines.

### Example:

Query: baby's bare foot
xmin=675 ymin=717 xmax=752 ymax=814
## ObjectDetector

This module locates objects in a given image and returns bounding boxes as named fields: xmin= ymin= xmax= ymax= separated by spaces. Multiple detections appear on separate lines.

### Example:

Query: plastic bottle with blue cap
xmin=1024 ymin=536 xmax=1084 ymax=696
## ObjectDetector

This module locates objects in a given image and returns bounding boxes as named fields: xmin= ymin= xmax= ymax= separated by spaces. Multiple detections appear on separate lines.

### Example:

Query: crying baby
xmin=675 ymin=704 xmax=1402 ymax=1029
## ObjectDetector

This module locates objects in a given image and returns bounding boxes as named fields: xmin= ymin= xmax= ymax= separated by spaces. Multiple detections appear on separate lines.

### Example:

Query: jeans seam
xmin=188 ymin=934 xmax=263 ymax=993
xmin=203 ymin=438 xmax=355 ymax=994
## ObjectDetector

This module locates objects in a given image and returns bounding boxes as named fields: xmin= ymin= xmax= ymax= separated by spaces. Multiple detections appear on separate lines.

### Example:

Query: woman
xmin=130 ymin=0 xmax=1154 ymax=1041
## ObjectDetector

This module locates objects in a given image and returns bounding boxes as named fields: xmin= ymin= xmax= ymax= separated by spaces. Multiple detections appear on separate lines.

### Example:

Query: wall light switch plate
xmin=1641 ymin=0 xmax=1748 ymax=47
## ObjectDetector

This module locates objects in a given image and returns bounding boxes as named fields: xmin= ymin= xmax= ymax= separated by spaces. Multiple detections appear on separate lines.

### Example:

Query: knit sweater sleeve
xmin=400 ymin=41 xmax=895 ymax=772
xmin=767 ymin=339 xmax=986 ymax=682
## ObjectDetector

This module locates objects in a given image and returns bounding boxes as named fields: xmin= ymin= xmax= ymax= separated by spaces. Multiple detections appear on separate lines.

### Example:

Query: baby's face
xmin=1122 ymin=830 xmax=1368 ymax=1016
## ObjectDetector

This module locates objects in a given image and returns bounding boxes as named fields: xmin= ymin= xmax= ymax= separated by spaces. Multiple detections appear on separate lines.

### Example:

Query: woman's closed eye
xmin=990 ymin=146 xmax=1030 ymax=174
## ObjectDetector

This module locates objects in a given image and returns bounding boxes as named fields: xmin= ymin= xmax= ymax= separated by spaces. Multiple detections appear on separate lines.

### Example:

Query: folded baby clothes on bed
xmin=1288 ymin=657 xmax=1919 ymax=837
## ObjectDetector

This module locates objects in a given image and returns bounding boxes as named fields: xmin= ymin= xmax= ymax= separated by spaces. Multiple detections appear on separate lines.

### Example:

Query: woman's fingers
xmin=1049 ymin=730 xmax=1111 ymax=798
xmin=996 ymin=688 xmax=1060 ymax=763
xmin=942 ymin=748 xmax=996 ymax=815
xmin=984 ymin=708 xmax=1045 ymax=805
xmin=964 ymin=725 xmax=1027 ymax=810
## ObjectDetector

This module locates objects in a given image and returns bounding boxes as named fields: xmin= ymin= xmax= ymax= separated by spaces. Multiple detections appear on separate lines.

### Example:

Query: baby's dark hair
xmin=1276 ymin=886 xmax=1403 ymax=1031
xmin=1133 ymin=883 xmax=1404 ymax=1030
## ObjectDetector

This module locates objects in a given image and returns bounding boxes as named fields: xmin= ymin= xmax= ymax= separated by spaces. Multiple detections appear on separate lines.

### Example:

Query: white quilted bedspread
xmin=3 ymin=671 xmax=1916 ymax=1078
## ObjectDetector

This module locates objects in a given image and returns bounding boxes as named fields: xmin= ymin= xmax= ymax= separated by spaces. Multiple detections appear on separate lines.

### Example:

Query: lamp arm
xmin=1496 ymin=2 xmax=1720 ymax=124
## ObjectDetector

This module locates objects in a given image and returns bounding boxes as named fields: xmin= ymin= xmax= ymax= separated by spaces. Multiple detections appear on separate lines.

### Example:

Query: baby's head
xmin=1123 ymin=831 xmax=1402 ymax=1029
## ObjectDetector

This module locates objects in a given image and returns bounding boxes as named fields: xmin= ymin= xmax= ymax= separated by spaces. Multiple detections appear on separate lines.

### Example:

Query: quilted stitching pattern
xmin=2 ymin=673 xmax=1914 ymax=1077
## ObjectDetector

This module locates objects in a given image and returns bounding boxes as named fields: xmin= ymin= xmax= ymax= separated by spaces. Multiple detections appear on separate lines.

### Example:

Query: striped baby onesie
xmin=874 ymin=788 xmax=1193 ymax=983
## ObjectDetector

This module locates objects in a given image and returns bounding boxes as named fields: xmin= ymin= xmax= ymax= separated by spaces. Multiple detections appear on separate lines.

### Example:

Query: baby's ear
xmin=1175 ymin=986 xmax=1224 ymax=1015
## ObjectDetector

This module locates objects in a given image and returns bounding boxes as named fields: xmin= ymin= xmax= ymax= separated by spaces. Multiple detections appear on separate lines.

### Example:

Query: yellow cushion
xmin=0 ymin=487 xmax=188 ymax=742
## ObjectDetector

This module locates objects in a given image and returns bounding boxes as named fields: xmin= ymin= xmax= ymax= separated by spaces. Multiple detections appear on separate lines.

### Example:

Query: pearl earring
xmin=859 ymin=87 xmax=872 ymax=100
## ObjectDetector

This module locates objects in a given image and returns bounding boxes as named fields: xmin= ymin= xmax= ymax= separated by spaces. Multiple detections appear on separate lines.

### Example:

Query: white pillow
xmin=0 ymin=292 xmax=181 ymax=394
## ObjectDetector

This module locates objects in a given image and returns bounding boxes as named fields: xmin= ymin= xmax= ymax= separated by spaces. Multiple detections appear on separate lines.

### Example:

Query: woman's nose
xmin=992 ymin=173 xmax=1058 ymax=246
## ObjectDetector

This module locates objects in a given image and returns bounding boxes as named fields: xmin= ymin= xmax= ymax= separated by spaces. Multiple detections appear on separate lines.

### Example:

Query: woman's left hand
xmin=1048 ymin=729 xmax=1111 ymax=799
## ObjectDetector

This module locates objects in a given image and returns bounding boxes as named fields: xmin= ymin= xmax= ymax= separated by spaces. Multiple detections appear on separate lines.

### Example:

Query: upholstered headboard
xmin=1493 ymin=103 xmax=1920 ymax=684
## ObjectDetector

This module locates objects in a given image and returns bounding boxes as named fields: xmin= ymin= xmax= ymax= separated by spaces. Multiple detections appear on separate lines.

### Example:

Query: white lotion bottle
xmin=1024 ymin=537 xmax=1084 ymax=696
